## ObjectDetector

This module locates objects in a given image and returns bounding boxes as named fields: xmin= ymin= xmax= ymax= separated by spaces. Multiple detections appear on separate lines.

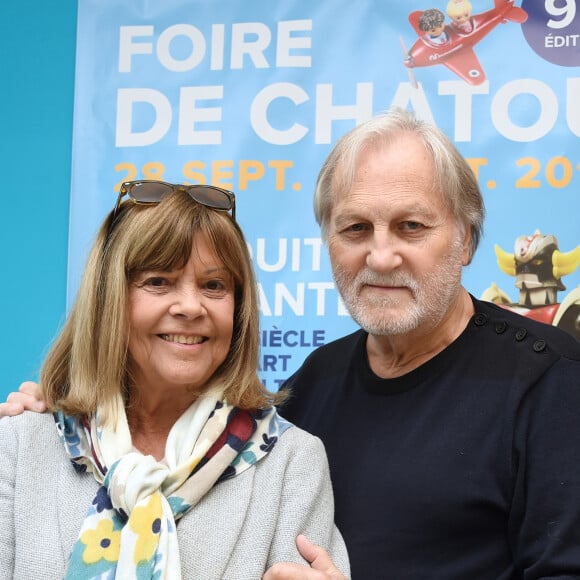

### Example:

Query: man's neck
xmin=366 ymin=289 xmax=474 ymax=379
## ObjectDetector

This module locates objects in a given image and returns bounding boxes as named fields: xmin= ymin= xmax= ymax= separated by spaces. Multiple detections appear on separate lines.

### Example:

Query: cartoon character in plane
xmin=481 ymin=230 xmax=580 ymax=340
xmin=418 ymin=9 xmax=450 ymax=45
xmin=401 ymin=0 xmax=528 ymax=86
xmin=447 ymin=0 xmax=475 ymax=34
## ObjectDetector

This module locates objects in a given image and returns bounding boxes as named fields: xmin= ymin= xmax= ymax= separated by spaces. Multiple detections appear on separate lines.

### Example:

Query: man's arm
xmin=512 ymin=356 xmax=580 ymax=574
xmin=0 ymin=382 xmax=45 ymax=417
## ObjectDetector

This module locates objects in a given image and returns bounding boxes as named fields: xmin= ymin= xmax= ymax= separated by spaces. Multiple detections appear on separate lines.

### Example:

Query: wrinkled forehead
xmin=334 ymin=133 xmax=433 ymax=191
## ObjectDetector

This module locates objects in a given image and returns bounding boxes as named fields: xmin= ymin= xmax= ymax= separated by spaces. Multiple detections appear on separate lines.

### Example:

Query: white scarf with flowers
xmin=55 ymin=394 xmax=290 ymax=579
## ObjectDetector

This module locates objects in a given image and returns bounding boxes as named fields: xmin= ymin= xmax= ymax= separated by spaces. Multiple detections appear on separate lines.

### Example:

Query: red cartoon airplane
xmin=401 ymin=0 xmax=527 ymax=86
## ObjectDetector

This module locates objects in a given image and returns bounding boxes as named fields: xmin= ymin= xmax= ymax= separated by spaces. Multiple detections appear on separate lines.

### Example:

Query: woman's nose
xmin=168 ymin=288 xmax=205 ymax=318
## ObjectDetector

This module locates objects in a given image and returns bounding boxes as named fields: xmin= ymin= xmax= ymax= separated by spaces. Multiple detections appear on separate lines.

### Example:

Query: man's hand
xmin=0 ymin=381 xmax=45 ymax=418
xmin=263 ymin=535 xmax=348 ymax=579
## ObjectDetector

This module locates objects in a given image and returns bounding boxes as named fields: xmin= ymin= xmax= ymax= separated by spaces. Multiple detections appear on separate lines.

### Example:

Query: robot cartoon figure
xmin=482 ymin=230 xmax=580 ymax=339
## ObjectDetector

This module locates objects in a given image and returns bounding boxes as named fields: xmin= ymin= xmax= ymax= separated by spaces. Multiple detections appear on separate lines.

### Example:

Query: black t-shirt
xmin=280 ymin=297 xmax=580 ymax=579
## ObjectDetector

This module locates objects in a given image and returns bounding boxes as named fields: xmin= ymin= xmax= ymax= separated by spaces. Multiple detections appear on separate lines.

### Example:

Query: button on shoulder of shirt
xmin=532 ymin=339 xmax=547 ymax=352
xmin=515 ymin=328 xmax=527 ymax=341
xmin=494 ymin=321 xmax=507 ymax=334
xmin=473 ymin=313 xmax=488 ymax=326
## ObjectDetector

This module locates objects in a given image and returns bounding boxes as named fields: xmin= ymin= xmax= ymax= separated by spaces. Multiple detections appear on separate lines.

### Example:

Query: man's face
xmin=327 ymin=134 xmax=470 ymax=336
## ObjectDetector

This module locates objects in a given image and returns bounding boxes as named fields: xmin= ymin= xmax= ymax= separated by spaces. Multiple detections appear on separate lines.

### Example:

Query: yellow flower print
xmin=130 ymin=493 xmax=163 ymax=565
xmin=80 ymin=519 xmax=121 ymax=564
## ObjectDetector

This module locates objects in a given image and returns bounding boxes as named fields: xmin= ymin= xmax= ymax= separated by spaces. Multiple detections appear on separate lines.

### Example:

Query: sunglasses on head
xmin=112 ymin=180 xmax=236 ymax=221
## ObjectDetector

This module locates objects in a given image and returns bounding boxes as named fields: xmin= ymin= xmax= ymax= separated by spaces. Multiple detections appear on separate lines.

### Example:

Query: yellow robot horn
xmin=494 ymin=244 xmax=516 ymax=277
xmin=553 ymin=244 xmax=580 ymax=279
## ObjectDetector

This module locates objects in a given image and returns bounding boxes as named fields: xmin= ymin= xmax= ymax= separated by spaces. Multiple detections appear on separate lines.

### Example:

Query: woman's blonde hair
xmin=40 ymin=190 xmax=283 ymax=423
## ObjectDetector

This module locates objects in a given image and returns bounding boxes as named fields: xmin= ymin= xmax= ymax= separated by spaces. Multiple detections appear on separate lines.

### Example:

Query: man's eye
xmin=345 ymin=223 xmax=366 ymax=233
xmin=402 ymin=221 xmax=423 ymax=231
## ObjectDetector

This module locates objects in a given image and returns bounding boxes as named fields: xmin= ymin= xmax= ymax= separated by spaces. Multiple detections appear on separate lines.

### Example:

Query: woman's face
xmin=127 ymin=232 xmax=235 ymax=397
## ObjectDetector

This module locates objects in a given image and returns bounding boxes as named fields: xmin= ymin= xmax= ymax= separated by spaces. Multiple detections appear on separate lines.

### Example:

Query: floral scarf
xmin=54 ymin=394 xmax=291 ymax=579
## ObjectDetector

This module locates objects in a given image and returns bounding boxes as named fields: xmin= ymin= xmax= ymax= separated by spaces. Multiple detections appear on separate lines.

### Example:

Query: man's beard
xmin=332 ymin=237 xmax=466 ymax=336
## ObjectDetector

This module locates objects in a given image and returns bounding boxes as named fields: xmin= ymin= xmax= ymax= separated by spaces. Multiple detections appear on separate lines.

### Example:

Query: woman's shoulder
xmin=1 ymin=409 xmax=56 ymax=427
xmin=0 ymin=411 xmax=59 ymax=447
xmin=269 ymin=417 xmax=327 ymax=462
xmin=246 ymin=417 xmax=332 ymax=499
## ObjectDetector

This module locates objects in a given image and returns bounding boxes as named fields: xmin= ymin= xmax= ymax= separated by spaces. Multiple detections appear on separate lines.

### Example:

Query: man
xmin=5 ymin=110 xmax=580 ymax=578
xmin=269 ymin=109 xmax=580 ymax=578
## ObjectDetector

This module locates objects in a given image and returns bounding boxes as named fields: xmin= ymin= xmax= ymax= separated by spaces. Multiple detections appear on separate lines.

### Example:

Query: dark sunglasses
xmin=112 ymin=180 xmax=236 ymax=221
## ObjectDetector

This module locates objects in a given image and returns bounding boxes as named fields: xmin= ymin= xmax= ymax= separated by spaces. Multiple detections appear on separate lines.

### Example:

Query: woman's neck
xmin=126 ymin=393 xmax=198 ymax=461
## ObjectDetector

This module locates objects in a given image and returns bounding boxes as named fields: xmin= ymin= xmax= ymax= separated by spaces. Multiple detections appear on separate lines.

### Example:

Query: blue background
xmin=67 ymin=0 xmax=580 ymax=391
xmin=2 ymin=1 xmax=578 ymax=401
xmin=0 ymin=0 xmax=77 ymax=397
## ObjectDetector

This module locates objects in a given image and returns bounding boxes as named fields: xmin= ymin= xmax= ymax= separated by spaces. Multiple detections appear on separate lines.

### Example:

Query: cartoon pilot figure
xmin=418 ymin=8 xmax=450 ymax=45
xmin=447 ymin=0 xmax=474 ymax=34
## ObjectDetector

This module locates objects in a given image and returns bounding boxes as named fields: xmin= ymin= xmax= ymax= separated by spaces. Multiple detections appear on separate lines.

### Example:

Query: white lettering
xmin=257 ymin=282 xmax=349 ymax=317
xmin=315 ymin=83 xmax=374 ymax=144
xmin=118 ymin=26 xmax=153 ymax=73
xmin=157 ymin=24 xmax=205 ymax=72
xmin=251 ymin=83 xmax=309 ymax=145
xmin=492 ymin=79 xmax=558 ymax=142
xmin=231 ymin=22 xmax=271 ymax=69
xmin=210 ymin=24 xmax=225 ymax=70
xmin=178 ymin=86 xmax=223 ymax=145
xmin=276 ymin=20 xmax=312 ymax=67
xmin=118 ymin=20 xmax=312 ymax=72
xmin=391 ymin=81 xmax=436 ymax=125
xmin=116 ymin=88 xmax=172 ymax=146
xmin=438 ymin=80 xmax=489 ymax=142
xmin=252 ymin=238 xmax=324 ymax=272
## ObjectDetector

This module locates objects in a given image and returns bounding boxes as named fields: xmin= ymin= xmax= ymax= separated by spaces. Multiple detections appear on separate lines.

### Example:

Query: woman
xmin=0 ymin=181 xmax=349 ymax=579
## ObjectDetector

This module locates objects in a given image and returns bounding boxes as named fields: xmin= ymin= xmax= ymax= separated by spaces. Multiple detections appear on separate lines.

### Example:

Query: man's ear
xmin=461 ymin=227 xmax=472 ymax=266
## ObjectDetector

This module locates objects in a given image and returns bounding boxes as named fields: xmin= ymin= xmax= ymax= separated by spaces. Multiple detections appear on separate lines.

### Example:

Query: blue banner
xmin=69 ymin=0 xmax=580 ymax=389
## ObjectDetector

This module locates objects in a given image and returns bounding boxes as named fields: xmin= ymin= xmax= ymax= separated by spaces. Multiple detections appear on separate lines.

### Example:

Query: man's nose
xmin=366 ymin=232 xmax=403 ymax=272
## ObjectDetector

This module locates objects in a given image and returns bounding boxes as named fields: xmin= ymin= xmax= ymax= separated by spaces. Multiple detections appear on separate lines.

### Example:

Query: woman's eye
xmin=205 ymin=278 xmax=233 ymax=295
xmin=206 ymin=280 xmax=223 ymax=291
xmin=142 ymin=276 xmax=168 ymax=288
